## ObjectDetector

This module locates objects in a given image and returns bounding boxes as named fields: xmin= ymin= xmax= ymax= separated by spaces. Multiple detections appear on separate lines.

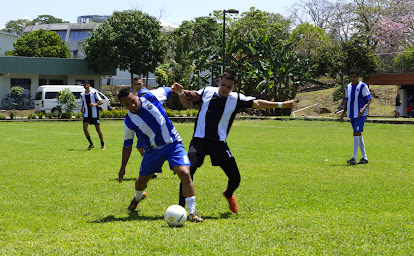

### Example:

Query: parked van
xmin=34 ymin=85 xmax=111 ymax=114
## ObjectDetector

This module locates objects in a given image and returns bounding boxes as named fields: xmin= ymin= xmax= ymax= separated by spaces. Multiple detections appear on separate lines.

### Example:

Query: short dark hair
xmin=118 ymin=87 xmax=133 ymax=101
xmin=349 ymin=69 xmax=359 ymax=76
xmin=133 ymin=76 xmax=142 ymax=81
xmin=221 ymin=70 xmax=238 ymax=84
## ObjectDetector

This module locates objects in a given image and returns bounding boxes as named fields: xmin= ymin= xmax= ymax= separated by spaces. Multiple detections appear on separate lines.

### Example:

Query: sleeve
xmin=237 ymin=93 xmax=255 ymax=109
xmin=151 ymin=87 xmax=172 ymax=103
xmin=344 ymin=85 xmax=349 ymax=102
xmin=362 ymin=84 xmax=371 ymax=101
xmin=193 ymin=87 xmax=205 ymax=106
xmin=123 ymin=122 xmax=135 ymax=148
xmin=95 ymin=92 xmax=103 ymax=102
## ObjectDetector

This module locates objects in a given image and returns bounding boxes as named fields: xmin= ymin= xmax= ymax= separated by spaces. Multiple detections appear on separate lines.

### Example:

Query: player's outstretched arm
xmin=171 ymin=82 xmax=195 ymax=108
xmin=252 ymin=99 xmax=297 ymax=109
xmin=339 ymin=101 xmax=347 ymax=122
xmin=119 ymin=146 xmax=132 ymax=183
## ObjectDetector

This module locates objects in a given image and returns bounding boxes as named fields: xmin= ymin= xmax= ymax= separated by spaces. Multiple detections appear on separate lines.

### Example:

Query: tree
xmin=32 ymin=15 xmax=69 ymax=25
xmin=9 ymin=29 xmax=70 ymax=58
xmin=57 ymin=89 xmax=78 ymax=118
xmin=288 ymin=0 xmax=336 ymax=29
xmin=2 ymin=19 xmax=33 ymax=35
xmin=84 ymin=10 xmax=167 ymax=85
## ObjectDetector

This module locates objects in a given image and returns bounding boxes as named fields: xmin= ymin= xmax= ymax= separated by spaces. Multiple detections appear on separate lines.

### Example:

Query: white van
xmin=34 ymin=85 xmax=111 ymax=114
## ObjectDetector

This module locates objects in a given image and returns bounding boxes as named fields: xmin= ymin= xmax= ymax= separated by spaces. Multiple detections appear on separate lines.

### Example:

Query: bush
xmin=0 ymin=113 xmax=5 ymax=120
xmin=37 ymin=112 xmax=45 ymax=119
xmin=60 ymin=111 xmax=72 ymax=119
xmin=28 ymin=113 xmax=37 ymax=119
xmin=47 ymin=112 xmax=54 ymax=119
xmin=166 ymin=109 xmax=174 ymax=117
xmin=75 ymin=112 xmax=83 ymax=118
xmin=9 ymin=111 xmax=16 ymax=120
xmin=99 ymin=110 xmax=108 ymax=118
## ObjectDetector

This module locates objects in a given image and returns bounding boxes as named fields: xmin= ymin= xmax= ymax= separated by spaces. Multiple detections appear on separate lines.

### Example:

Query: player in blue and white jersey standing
xmin=117 ymin=87 xmax=203 ymax=223
xmin=339 ymin=69 xmax=372 ymax=165
xmin=81 ymin=80 xmax=105 ymax=150
xmin=172 ymin=71 xmax=297 ymax=213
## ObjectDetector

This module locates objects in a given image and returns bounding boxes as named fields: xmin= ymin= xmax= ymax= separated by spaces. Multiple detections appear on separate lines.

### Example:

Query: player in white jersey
xmin=172 ymin=70 xmax=297 ymax=213
xmin=117 ymin=87 xmax=203 ymax=223
xmin=339 ymin=69 xmax=372 ymax=165
xmin=81 ymin=80 xmax=105 ymax=150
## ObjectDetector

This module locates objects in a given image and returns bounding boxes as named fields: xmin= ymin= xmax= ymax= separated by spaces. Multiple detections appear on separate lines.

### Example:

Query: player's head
xmin=349 ymin=69 xmax=359 ymax=84
xmin=218 ymin=71 xmax=238 ymax=97
xmin=83 ymin=80 xmax=90 ymax=89
xmin=133 ymin=76 xmax=145 ymax=92
xmin=118 ymin=87 xmax=140 ymax=112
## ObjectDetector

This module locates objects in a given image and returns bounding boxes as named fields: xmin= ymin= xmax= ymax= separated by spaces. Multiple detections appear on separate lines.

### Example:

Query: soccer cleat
xmin=127 ymin=192 xmax=147 ymax=211
xmin=151 ymin=173 xmax=158 ymax=179
xmin=101 ymin=146 xmax=106 ymax=150
xmin=187 ymin=212 xmax=203 ymax=223
xmin=88 ymin=144 xmax=94 ymax=150
xmin=347 ymin=158 xmax=356 ymax=165
xmin=223 ymin=191 xmax=239 ymax=213
xmin=357 ymin=158 xmax=369 ymax=164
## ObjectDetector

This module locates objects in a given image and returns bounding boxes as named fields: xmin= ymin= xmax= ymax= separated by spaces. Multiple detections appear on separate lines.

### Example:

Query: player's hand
xmin=89 ymin=103 xmax=96 ymax=107
xmin=284 ymin=99 xmax=297 ymax=108
xmin=171 ymin=83 xmax=183 ymax=95
xmin=118 ymin=167 xmax=126 ymax=183
xmin=358 ymin=110 xmax=364 ymax=117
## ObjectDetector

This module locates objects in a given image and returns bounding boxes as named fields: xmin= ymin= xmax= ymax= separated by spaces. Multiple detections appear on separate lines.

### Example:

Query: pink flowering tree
xmin=372 ymin=17 xmax=408 ymax=53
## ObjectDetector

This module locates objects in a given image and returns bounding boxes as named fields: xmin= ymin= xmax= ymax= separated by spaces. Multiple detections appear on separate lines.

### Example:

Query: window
xmin=35 ymin=92 xmax=42 ymax=100
xmin=49 ymin=80 xmax=64 ymax=85
xmin=45 ymin=92 xmax=58 ymax=99
xmin=39 ymin=79 xmax=47 ymax=86
xmin=11 ymin=79 xmax=31 ymax=98
xmin=55 ymin=31 xmax=67 ymax=41
xmin=69 ymin=30 xmax=93 ymax=41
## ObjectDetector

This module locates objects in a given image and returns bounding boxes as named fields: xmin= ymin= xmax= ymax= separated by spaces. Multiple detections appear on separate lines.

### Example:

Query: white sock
xmin=359 ymin=136 xmax=367 ymax=160
xmin=134 ymin=188 xmax=144 ymax=200
xmin=353 ymin=136 xmax=360 ymax=159
xmin=185 ymin=196 xmax=196 ymax=214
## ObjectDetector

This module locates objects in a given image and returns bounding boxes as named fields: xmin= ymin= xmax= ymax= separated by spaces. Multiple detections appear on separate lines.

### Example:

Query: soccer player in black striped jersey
xmin=172 ymin=71 xmax=296 ymax=213
xmin=81 ymin=81 xmax=105 ymax=150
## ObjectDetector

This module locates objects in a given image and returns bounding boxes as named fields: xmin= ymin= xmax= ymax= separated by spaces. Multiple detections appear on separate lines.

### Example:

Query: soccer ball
xmin=164 ymin=205 xmax=187 ymax=227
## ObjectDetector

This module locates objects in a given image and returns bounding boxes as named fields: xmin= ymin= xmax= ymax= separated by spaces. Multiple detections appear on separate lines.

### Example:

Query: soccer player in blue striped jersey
xmin=339 ymin=69 xmax=372 ymax=165
xmin=117 ymin=87 xmax=202 ymax=222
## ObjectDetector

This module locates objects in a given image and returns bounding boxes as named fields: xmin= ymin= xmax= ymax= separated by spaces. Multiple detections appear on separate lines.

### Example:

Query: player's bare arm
xmin=119 ymin=146 xmax=133 ymax=183
xmin=89 ymin=100 xmax=103 ymax=107
xmin=171 ymin=82 xmax=195 ymax=108
xmin=252 ymin=99 xmax=297 ymax=109
xmin=358 ymin=98 xmax=372 ymax=117
xmin=339 ymin=101 xmax=347 ymax=122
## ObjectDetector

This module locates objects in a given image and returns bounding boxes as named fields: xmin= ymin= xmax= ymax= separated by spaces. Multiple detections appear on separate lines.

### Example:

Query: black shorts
xmin=83 ymin=117 xmax=100 ymax=125
xmin=188 ymin=138 xmax=235 ymax=167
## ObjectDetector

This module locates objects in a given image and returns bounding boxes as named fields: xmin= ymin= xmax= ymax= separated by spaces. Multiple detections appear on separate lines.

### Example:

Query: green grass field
xmin=1 ymin=120 xmax=414 ymax=255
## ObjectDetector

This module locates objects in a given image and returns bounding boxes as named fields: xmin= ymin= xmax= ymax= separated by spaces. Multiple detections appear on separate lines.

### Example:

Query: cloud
xmin=160 ymin=19 xmax=178 ymax=28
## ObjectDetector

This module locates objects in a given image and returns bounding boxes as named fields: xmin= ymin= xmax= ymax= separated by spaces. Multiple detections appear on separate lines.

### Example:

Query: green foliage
xmin=84 ymin=10 xmax=167 ymax=84
xmin=393 ymin=47 xmax=414 ymax=72
xmin=27 ymin=113 xmax=37 ymax=119
xmin=10 ymin=29 xmax=70 ymax=58
xmin=47 ymin=112 xmax=53 ymax=119
xmin=9 ymin=111 xmax=15 ymax=119
xmin=103 ymin=91 xmax=114 ymax=105
xmin=32 ymin=15 xmax=69 ymax=25
xmin=155 ymin=64 xmax=174 ymax=87
xmin=10 ymin=86 xmax=23 ymax=98
xmin=37 ymin=112 xmax=45 ymax=119
xmin=57 ymin=89 xmax=78 ymax=114
xmin=75 ymin=112 xmax=83 ymax=119
xmin=0 ymin=113 xmax=5 ymax=120
xmin=2 ymin=19 xmax=33 ymax=35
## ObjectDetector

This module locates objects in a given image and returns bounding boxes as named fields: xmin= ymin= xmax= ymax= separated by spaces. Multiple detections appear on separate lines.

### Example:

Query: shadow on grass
xmin=90 ymin=211 xmax=225 ymax=224
xmin=67 ymin=148 xmax=88 ymax=152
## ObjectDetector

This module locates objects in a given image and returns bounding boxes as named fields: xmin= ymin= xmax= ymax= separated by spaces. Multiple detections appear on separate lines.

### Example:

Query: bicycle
xmin=2 ymin=94 xmax=24 ymax=109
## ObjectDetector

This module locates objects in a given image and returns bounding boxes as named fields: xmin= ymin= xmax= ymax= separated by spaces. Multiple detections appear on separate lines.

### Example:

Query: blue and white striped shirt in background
xmin=123 ymin=87 xmax=182 ymax=151
xmin=344 ymin=81 xmax=371 ymax=118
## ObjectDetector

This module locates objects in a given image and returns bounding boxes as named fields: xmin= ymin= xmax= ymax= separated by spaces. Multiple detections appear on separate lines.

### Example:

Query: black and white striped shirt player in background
xmin=81 ymin=80 xmax=105 ymax=150
xmin=172 ymin=71 xmax=297 ymax=213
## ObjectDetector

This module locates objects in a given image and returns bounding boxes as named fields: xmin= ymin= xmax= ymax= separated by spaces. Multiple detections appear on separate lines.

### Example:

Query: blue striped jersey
xmin=123 ymin=87 xmax=182 ymax=151
xmin=344 ymin=82 xmax=371 ymax=118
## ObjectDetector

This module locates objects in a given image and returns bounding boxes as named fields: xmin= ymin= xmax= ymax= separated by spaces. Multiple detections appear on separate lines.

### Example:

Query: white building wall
xmin=0 ymin=32 xmax=19 ymax=55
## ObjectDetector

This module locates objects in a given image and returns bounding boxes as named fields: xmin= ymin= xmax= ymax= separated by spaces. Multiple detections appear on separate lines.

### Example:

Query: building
xmin=0 ymin=31 xmax=19 ymax=55
xmin=0 ymin=56 xmax=116 ymax=109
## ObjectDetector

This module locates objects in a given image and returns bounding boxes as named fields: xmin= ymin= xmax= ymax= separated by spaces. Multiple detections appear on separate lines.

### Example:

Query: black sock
xmin=87 ymin=136 xmax=93 ymax=145
xmin=101 ymin=141 xmax=104 ymax=147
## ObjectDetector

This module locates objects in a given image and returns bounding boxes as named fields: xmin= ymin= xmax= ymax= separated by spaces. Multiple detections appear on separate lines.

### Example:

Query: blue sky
xmin=1 ymin=0 xmax=298 ymax=29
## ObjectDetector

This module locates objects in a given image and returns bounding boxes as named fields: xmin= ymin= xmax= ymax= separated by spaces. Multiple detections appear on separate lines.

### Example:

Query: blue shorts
xmin=350 ymin=116 xmax=367 ymax=133
xmin=139 ymin=142 xmax=190 ymax=176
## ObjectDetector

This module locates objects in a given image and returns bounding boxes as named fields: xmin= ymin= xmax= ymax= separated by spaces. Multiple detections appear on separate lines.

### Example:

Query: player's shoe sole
xmin=223 ymin=191 xmax=239 ymax=213
xmin=347 ymin=158 xmax=356 ymax=165
xmin=101 ymin=146 xmax=106 ymax=150
xmin=127 ymin=192 xmax=147 ymax=211
xmin=88 ymin=144 xmax=94 ymax=150
xmin=187 ymin=212 xmax=203 ymax=222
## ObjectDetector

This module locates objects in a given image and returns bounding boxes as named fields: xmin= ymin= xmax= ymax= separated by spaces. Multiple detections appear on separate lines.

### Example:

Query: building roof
xmin=0 ymin=30 xmax=20 ymax=38
xmin=0 ymin=56 xmax=116 ymax=76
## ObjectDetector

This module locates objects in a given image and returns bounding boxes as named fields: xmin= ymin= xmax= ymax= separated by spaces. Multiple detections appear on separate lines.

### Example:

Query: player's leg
xmin=94 ymin=122 xmax=105 ymax=149
xmin=83 ymin=120 xmax=93 ymax=149
xmin=128 ymin=174 xmax=152 ymax=211
xmin=356 ymin=116 xmax=368 ymax=164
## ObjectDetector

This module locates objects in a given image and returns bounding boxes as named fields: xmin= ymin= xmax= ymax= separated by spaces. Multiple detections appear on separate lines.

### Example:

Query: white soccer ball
xmin=164 ymin=205 xmax=187 ymax=227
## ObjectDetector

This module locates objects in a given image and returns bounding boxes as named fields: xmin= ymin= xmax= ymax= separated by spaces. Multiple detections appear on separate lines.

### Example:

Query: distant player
xmin=117 ymin=87 xmax=203 ymax=223
xmin=339 ymin=69 xmax=372 ymax=165
xmin=172 ymin=70 xmax=296 ymax=213
xmin=81 ymin=80 xmax=105 ymax=150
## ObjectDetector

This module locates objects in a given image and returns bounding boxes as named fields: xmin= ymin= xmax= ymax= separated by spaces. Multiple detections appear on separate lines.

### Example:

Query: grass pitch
xmin=0 ymin=119 xmax=413 ymax=255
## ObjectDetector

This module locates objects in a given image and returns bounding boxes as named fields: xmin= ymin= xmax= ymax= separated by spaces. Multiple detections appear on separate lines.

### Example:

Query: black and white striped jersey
xmin=81 ymin=92 xmax=102 ymax=118
xmin=193 ymin=86 xmax=255 ymax=142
